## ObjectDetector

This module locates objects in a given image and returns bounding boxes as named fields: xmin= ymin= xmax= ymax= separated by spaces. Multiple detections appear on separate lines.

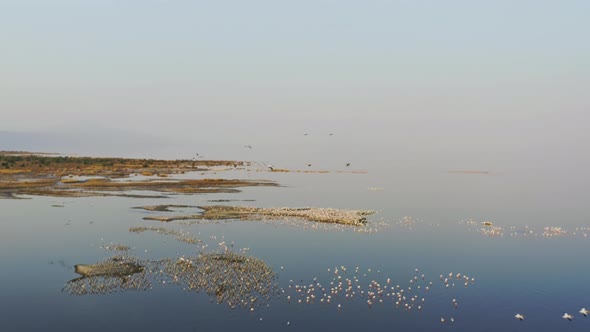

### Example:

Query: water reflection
xmin=3 ymin=160 xmax=590 ymax=331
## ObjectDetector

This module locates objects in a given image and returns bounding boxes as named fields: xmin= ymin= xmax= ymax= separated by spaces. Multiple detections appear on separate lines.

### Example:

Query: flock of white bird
xmin=515 ymin=308 xmax=589 ymax=321
xmin=282 ymin=266 xmax=478 ymax=324
xmin=279 ymin=264 xmax=590 ymax=325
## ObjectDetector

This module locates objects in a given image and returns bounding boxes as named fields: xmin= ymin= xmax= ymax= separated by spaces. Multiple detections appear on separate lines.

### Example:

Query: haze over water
xmin=1 ymin=1 xmax=590 ymax=331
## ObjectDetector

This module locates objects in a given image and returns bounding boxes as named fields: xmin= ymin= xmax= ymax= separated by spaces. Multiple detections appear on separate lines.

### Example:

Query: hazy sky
xmin=1 ymin=1 xmax=589 ymax=164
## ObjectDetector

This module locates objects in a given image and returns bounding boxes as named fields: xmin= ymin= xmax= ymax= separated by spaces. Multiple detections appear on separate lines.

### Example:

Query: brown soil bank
xmin=0 ymin=152 xmax=246 ymax=178
xmin=0 ymin=152 xmax=275 ymax=198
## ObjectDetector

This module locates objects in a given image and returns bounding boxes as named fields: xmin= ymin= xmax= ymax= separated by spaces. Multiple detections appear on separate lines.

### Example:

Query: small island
xmin=139 ymin=205 xmax=374 ymax=226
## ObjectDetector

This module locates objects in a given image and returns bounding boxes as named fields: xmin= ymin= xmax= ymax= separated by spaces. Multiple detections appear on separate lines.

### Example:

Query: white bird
xmin=267 ymin=165 xmax=274 ymax=171
xmin=515 ymin=313 xmax=525 ymax=321
xmin=563 ymin=313 xmax=574 ymax=321
xmin=580 ymin=308 xmax=589 ymax=316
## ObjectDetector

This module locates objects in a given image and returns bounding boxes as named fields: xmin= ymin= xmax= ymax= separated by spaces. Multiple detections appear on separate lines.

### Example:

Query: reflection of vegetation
xmin=144 ymin=205 xmax=374 ymax=226
xmin=133 ymin=204 xmax=198 ymax=212
xmin=62 ymin=252 xmax=277 ymax=310
xmin=0 ymin=179 xmax=276 ymax=197
xmin=0 ymin=192 xmax=28 ymax=199
xmin=1 ymin=177 xmax=276 ymax=198
xmin=70 ymin=178 xmax=273 ymax=194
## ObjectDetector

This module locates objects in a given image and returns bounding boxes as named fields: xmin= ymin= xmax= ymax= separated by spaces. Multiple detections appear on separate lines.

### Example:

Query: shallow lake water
xmin=1 ymin=161 xmax=590 ymax=332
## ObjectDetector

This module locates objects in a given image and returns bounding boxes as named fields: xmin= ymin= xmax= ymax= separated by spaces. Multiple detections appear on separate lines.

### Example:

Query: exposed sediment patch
xmin=63 ymin=256 xmax=151 ymax=295
xmin=143 ymin=205 xmax=374 ymax=226
xmin=74 ymin=257 xmax=144 ymax=278
xmin=1 ymin=178 xmax=277 ymax=198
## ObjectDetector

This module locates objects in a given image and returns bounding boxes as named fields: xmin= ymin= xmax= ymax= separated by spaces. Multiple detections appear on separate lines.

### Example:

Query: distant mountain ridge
xmin=0 ymin=128 xmax=172 ymax=157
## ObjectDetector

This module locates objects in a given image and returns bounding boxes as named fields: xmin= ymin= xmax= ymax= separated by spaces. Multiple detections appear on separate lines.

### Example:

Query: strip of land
xmin=0 ymin=152 xmax=276 ymax=198
xmin=0 ymin=153 xmax=246 ymax=178
xmin=141 ymin=205 xmax=374 ymax=226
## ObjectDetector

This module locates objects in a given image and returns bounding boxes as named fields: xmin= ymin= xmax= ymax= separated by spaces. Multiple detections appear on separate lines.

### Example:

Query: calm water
xmin=1 ymin=156 xmax=590 ymax=332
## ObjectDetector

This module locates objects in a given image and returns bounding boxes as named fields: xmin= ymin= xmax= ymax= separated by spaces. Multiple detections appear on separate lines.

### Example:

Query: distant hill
xmin=0 ymin=128 xmax=172 ymax=157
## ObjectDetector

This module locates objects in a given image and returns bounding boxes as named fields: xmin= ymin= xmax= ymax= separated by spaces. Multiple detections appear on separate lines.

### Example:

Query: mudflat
xmin=0 ymin=152 xmax=275 ymax=198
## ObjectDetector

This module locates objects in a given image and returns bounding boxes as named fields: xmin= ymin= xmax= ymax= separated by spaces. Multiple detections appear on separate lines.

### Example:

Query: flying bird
xmin=346 ymin=163 xmax=351 ymax=167
xmin=580 ymin=308 xmax=589 ymax=316
xmin=514 ymin=314 xmax=525 ymax=321
xmin=563 ymin=313 xmax=574 ymax=321
xmin=244 ymin=145 xmax=253 ymax=149
xmin=267 ymin=165 xmax=274 ymax=171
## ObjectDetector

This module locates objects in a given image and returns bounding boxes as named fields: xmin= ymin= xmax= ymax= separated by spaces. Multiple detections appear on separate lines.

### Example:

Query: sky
xmin=1 ymin=1 xmax=589 ymax=166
